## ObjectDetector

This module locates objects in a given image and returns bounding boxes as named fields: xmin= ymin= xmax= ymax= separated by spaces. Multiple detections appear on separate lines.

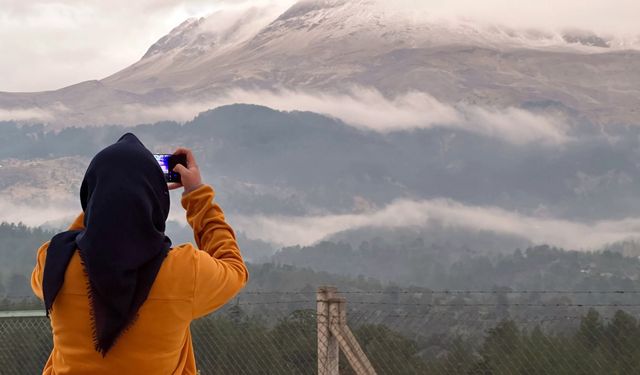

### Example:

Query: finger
xmin=167 ymin=182 xmax=183 ymax=190
xmin=173 ymin=164 xmax=189 ymax=174
xmin=173 ymin=147 xmax=189 ymax=155
xmin=173 ymin=147 xmax=196 ymax=168
xmin=172 ymin=147 xmax=189 ymax=166
xmin=184 ymin=149 xmax=196 ymax=168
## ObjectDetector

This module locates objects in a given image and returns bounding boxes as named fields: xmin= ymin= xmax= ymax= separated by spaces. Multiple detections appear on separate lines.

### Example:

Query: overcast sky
xmin=1 ymin=0 xmax=640 ymax=92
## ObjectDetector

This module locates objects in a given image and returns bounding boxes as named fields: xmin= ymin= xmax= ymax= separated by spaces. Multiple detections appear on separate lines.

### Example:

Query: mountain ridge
xmin=1 ymin=0 xmax=639 ymax=128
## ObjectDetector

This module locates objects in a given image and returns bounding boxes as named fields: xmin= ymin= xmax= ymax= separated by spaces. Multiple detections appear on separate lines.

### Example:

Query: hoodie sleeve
xmin=31 ymin=213 xmax=86 ymax=300
xmin=181 ymin=184 xmax=249 ymax=319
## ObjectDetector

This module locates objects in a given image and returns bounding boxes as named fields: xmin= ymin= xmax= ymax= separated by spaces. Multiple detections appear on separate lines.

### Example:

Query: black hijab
xmin=42 ymin=133 xmax=172 ymax=356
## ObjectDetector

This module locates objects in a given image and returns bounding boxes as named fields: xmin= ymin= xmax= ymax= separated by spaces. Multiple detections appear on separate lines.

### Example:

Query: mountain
xmin=1 ymin=0 xmax=639 ymax=126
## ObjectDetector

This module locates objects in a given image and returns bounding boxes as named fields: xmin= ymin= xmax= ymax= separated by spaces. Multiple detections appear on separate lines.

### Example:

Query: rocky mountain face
xmin=1 ymin=0 xmax=639 ymax=127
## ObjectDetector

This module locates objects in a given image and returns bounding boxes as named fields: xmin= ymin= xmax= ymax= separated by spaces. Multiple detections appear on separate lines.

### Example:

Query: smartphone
xmin=153 ymin=154 xmax=187 ymax=183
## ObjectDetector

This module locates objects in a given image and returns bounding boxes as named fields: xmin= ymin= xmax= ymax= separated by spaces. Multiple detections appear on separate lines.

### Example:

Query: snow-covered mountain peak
xmin=142 ymin=17 xmax=203 ymax=59
xmin=277 ymin=0 xmax=350 ymax=19
xmin=135 ymin=0 xmax=638 ymax=70
xmin=140 ymin=4 xmax=288 ymax=63
xmin=246 ymin=0 xmax=634 ymax=54
xmin=3 ymin=0 xmax=640 ymax=128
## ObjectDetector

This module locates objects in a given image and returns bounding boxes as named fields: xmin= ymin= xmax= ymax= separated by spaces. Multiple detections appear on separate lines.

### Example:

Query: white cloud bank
xmin=0 ymin=189 xmax=198 ymax=228
xmin=0 ymin=200 xmax=77 ymax=228
xmin=4 ymin=191 xmax=640 ymax=251
xmin=0 ymin=103 xmax=69 ymax=122
xmin=0 ymin=108 xmax=55 ymax=122
xmin=113 ymin=88 xmax=569 ymax=145
xmin=232 ymin=198 xmax=640 ymax=250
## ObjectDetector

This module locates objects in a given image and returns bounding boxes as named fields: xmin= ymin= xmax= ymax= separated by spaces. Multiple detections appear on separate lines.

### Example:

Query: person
xmin=30 ymin=133 xmax=249 ymax=374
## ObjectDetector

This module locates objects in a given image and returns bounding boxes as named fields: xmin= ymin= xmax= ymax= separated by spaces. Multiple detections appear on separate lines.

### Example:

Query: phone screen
xmin=154 ymin=154 xmax=186 ymax=183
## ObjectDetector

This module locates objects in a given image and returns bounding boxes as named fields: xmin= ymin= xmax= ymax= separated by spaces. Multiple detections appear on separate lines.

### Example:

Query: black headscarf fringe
xmin=76 ymin=249 xmax=143 ymax=357
xmin=77 ymin=249 xmax=101 ymax=355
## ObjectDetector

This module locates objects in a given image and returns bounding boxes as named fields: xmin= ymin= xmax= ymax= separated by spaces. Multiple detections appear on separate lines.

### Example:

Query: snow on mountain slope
xmin=1 ymin=0 xmax=639 ymax=128
xmin=105 ymin=0 xmax=638 ymax=94
xmin=103 ymin=4 xmax=290 ymax=93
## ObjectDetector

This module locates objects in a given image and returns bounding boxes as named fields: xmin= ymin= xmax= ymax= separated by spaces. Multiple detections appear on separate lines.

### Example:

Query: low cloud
xmin=232 ymin=198 xmax=640 ymax=250
xmin=0 ymin=189 xmax=204 ymax=228
xmin=460 ymin=106 xmax=569 ymax=145
xmin=109 ymin=87 xmax=569 ymax=145
xmin=0 ymin=200 xmax=77 ymax=228
xmin=0 ymin=102 xmax=70 ymax=122
xmin=224 ymin=88 xmax=569 ymax=145
xmin=5 ymin=190 xmax=640 ymax=251
xmin=0 ymin=104 xmax=66 ymax=122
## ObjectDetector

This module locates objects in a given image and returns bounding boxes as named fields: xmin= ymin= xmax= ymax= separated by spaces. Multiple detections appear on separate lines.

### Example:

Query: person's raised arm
xmin=171 ymin=148 xmax=248 ymax=319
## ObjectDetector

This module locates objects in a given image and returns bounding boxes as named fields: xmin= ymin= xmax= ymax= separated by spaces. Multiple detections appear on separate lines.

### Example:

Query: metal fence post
xmin=318 ymin=286 xmax=339 ymax=375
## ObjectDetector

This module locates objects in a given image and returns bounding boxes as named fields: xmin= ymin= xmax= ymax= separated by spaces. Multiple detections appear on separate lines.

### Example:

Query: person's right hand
xmin=168 ymin=147 xmax=203 ymax=194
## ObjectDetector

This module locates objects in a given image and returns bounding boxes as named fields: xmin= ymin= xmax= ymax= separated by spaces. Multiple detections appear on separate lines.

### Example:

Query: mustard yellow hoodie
xmin=31 ymin=184 xmax=249 ymax=374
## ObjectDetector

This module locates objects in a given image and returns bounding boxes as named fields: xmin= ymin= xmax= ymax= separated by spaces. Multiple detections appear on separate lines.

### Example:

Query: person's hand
xmin=167 ymin=147 xmax=203 ymax=194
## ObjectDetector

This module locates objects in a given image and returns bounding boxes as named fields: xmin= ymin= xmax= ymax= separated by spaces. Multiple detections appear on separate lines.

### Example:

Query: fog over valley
xmin=3 ymin=104 xmax=640 ymax=255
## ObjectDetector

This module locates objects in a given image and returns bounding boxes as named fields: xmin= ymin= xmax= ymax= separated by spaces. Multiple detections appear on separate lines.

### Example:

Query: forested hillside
xmin=272 ymin=240 xmax=640 ymax=292
xmin=4 ymin=221 xmax=639 ymax=309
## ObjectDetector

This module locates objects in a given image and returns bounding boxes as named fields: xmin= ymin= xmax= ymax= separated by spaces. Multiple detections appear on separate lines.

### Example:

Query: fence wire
xmin=2 ymin=290 xmax=640 ymax=374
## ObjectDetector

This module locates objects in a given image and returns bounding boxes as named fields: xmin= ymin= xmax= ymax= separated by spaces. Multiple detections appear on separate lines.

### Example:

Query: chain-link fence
xmin=3 ymin=290 xmax=640 ymax=374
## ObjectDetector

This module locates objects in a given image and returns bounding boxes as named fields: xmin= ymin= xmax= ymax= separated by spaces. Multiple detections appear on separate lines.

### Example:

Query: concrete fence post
xmin=318 ymin=286 xmax=339 ymax=375
xmin=317 ymin=287 xmax=377 ymax=375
